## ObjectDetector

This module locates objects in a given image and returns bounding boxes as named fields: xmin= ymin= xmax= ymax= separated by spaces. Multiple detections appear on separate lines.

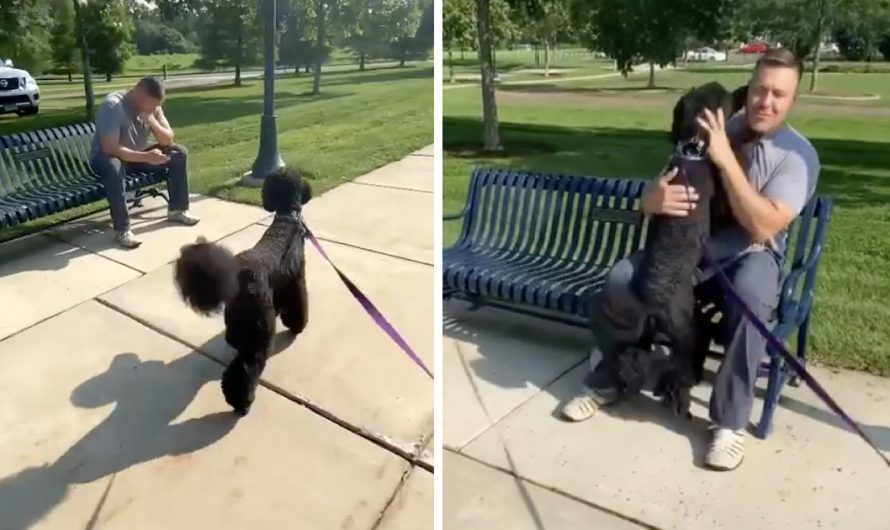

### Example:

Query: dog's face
xmin=261 ymin=166 xmax=313 ymax=214
xmin=670 ymin=82 xmax=747 ymax=157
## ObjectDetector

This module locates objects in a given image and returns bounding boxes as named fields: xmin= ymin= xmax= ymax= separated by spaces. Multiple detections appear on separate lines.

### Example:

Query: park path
xmin=0 ymin=146 xmax=433 ymax=530
xmin=442 ymin=299 xmax=890 ymax=529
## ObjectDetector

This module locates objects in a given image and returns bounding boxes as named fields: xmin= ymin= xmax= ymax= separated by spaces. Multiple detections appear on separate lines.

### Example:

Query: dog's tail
xmin=174 ymin=237 xmax=239 ymax=315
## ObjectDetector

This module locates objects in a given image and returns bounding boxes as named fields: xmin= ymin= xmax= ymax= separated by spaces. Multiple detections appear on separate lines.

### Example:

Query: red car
xmin=739 ymin=42 xmax=769 ymax=54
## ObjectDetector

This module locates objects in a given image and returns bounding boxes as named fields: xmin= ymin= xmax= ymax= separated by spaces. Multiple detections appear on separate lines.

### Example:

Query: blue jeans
xmin=89 ymin=144 xmax=191 ymax=232
xmin=584 ymin=249 xmax=781 ymax=430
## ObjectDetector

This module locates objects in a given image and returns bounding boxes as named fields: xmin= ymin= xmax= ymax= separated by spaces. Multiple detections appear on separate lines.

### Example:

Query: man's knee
xmin=723 ymin=251 xmax=781 ymax=325
xmin=603 ymin=251 xmax=642 ymax=300
xmin=166 ymin=144 xmax=188 ymax=160
xmin=90 ymin=155 xmax=122 ymax=179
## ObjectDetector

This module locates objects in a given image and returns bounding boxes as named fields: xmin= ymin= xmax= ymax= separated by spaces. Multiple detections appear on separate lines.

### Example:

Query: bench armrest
xmin=778 ymin=241 xmax=825 ymax=325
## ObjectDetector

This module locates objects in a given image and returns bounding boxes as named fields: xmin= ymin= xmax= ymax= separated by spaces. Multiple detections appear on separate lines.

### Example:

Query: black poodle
xmin=173 ymin=167 xmax=313 ymax=415
xmin=614 ymin=81 xmax=747 ymax=416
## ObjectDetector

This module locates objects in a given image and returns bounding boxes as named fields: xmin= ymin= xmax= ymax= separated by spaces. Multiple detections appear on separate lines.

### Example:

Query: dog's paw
xmin=221 ymin=360 xmax=259 ymax=415
xmin=654 ymin=369 xmax=693 ymax=419
xmin=616 ymin=346 xmax=649 ymax=395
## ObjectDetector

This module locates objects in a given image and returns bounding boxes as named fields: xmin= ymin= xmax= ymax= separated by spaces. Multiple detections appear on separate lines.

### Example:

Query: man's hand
xmin=145 ymin=148 xmax=171 ymax=165
xmin=697 ymin=107 xmax=735 ymax=170
xmin=147 ymin=107 xmax=174 ymax=146
xmin=641 ymin=166 xmax=700 ymax=217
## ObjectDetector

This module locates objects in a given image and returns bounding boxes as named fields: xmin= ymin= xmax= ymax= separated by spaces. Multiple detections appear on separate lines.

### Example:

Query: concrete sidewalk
xmin=0 ymin=147 xmax=433 ymax=530
xmin=442 ymin=300 xmax=890 ymax=530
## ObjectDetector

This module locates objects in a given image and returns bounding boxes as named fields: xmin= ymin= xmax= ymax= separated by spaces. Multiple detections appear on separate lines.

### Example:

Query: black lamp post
xmin=241 ymin=0 xmax=284 ymax=186
xmin=74 ymin=0 xmax=95 ymax=121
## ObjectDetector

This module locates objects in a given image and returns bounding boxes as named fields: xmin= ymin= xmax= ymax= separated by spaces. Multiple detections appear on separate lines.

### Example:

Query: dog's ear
xmin=301 ymin=180 xmax=313 ymax=205
xmin=669 ymin=96 xmax=685 ymax=145
xmin=731 ymin=84 xmax=748 ymax=114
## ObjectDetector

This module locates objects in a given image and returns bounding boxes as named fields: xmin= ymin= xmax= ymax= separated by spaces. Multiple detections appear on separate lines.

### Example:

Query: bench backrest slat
xmin=460 ymin=169 xmax=649 ymax=270
xmin=0 ymin=124 xmax=95 ymax=198
xmin=455 ymin=168 xmax=828 ymax=286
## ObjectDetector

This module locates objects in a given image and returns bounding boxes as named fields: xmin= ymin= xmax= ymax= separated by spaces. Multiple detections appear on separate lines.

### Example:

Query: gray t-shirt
xmin=90 ymin=91 xmax=152 ymax=160
xmin=704 ymin=111 xmax=820 ymax=268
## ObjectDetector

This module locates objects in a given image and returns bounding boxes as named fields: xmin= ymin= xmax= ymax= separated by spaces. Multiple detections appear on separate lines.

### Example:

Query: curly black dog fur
xmin=174 ymin=167 xmax=312 ymax=415
xmin=613 ymin=81 xmax=748 ymax=417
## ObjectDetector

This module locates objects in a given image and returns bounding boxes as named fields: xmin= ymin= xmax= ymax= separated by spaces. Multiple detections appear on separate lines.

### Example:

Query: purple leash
xmin=303 ymin=224 xmax=433 ymax=380
xmin=676 ymin=165 xmax=890 ymax=467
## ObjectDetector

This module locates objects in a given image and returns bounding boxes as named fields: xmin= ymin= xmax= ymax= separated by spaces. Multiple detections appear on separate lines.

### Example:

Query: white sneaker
xmin=705 ymin=426 xmax=745 ymax=471
xmin=167 ymin=210 xmax=200 ymax=226
xmin=115 ymin=229 xmax=142 ymax=249
xmin=561 ymin=385 xmax=619 ymax=422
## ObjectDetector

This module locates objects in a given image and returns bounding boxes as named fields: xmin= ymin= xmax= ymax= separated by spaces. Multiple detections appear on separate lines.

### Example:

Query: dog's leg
xmin=222 ymin=299 xmax=276 ymax=416
xmin=655 ymin=287 xmax=697 ymax=418
xmin=275 ymin=264 xmax=309 ymax=334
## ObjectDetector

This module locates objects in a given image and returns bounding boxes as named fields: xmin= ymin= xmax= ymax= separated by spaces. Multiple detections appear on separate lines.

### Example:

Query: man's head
xmin=129 ymin=76 xmax=165 ymax=117
xmin=745 ymin=48 xmax=802 ymax=134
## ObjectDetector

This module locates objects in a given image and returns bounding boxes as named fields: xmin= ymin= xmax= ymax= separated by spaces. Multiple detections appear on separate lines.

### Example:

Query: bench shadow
xmin=0 ymin=327 xmax=296 ymax=530
xmin=443 ymin=300 xmax=713 ymax=469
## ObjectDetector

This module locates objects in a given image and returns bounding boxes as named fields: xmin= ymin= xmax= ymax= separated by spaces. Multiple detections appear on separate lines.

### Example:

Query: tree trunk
xmin=105 ymin=72 xmax=112 ymax=82
xmin=647 ymin=62 xmax=655 ymax=88
xmin=535 ymin=45 xmax=540 ymax=66
xmin=235 ymin=22 xmax=243 ymax=86
xmin=360 ymin=52 xmax=366 ymax=71
xmin=68 ymin=72 xmax=72 ymax=83
xmin=544 ymin=41 xmax=549 ymax=77
xmin=808 ymin=0 xmax=825 ymax=92
xmin=313 ymin=0 xmax=325 ymax=95
xmin=295 ymin=64 xmax=299 ymax=75
xmin=448 ymin=46 xmax=455 ymax=83
xmin=476 ymin=0 xmax=501 ymax=152
xmin=461 ymin=48 xmax=465 ymax=60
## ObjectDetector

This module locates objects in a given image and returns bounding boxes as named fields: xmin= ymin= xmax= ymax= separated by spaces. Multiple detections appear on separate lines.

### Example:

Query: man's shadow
xmin=0 ymin=331 xmax=295 ymax=530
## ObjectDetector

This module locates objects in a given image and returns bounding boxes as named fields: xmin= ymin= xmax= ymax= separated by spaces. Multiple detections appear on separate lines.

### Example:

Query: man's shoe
xmin=704 ymin=426 xmax=745 ymax=471
xmin=561 ymin=385 xmax=619 ymax=422
xmin=167 ymin=210 xmax=200 ymax=226
xmin=115 ymin=229 xmax=142 ymax=249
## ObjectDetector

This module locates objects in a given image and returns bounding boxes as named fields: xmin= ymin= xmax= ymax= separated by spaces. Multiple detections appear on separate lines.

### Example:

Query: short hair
xmin=136 ymin=76 xmax=165 ymax=100
xmin=754 ymin=48 xmax=803 ymax=81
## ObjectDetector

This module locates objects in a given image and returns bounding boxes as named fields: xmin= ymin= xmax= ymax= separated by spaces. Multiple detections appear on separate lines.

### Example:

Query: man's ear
xmin=301 ymin=180 xmax=313 ymax=205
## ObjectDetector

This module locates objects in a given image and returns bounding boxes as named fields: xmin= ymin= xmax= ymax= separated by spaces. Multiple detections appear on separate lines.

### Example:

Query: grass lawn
xmin=0 ymin=64 xmax=432 ymax=242
xmin=443 ymin=67 xmax=890 ymax=376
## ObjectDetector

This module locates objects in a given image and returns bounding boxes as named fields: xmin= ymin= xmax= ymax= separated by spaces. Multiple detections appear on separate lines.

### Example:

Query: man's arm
xmin=97 ymin=104 xmax=154 ymax=164
xmin=147 ymin=106 xmax=174 ymax=146
xmin=698 ymin=109 xmax=814 ymax=244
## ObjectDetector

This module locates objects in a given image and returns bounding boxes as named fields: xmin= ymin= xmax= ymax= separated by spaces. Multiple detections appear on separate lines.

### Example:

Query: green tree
xmin=0 ymin=0 xmax=53 ymax=73
xmin=443 ymin=0 xmax=474 ymax=82
xmin=195 ymin=0 xmax=262 ymax=85
xmin=81 ymin=0 xmax=135 ymax=82
xmin=50 ymin=0 xmax=80 ymax=82
xmin=280 ymin=0 xmax=317 ymax=74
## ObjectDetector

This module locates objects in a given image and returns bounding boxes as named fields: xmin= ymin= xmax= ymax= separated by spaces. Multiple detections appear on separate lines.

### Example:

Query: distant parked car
xmin=739 ymin=42 xmax=769 ymax=54
xmin=685 ymin=47 xmax=727 ymax=62
xmin=0 ymin=63 xmax=40 ymax=116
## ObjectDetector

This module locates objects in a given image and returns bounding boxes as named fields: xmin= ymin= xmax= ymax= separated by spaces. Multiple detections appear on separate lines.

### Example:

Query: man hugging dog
xmin=561 ymin=49 xmax=821 ymax=472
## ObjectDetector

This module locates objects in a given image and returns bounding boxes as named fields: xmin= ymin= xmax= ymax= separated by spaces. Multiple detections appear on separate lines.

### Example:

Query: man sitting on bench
xmin=89 ymin=76 xmax=199 ymax=249
xmin=560 ymin=49 xmax=820 ymax=472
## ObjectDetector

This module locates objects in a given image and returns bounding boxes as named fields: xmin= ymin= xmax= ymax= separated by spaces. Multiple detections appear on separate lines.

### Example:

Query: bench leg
xmin=789 ymin=314 xmax=810 ymax=388
xmin=129 ymin=187 xmax=170 ymax=209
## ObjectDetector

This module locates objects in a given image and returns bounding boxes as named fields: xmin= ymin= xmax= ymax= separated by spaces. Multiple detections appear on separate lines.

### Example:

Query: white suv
xmin=0 ymin=59 xmax=40 ymax=116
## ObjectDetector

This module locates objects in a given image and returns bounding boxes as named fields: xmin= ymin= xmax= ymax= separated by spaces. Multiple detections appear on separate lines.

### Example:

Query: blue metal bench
xmin=0 ymin=123 xmax=169 ymax=231
xmin=443 ymin=167 xmax=833 ymax=439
